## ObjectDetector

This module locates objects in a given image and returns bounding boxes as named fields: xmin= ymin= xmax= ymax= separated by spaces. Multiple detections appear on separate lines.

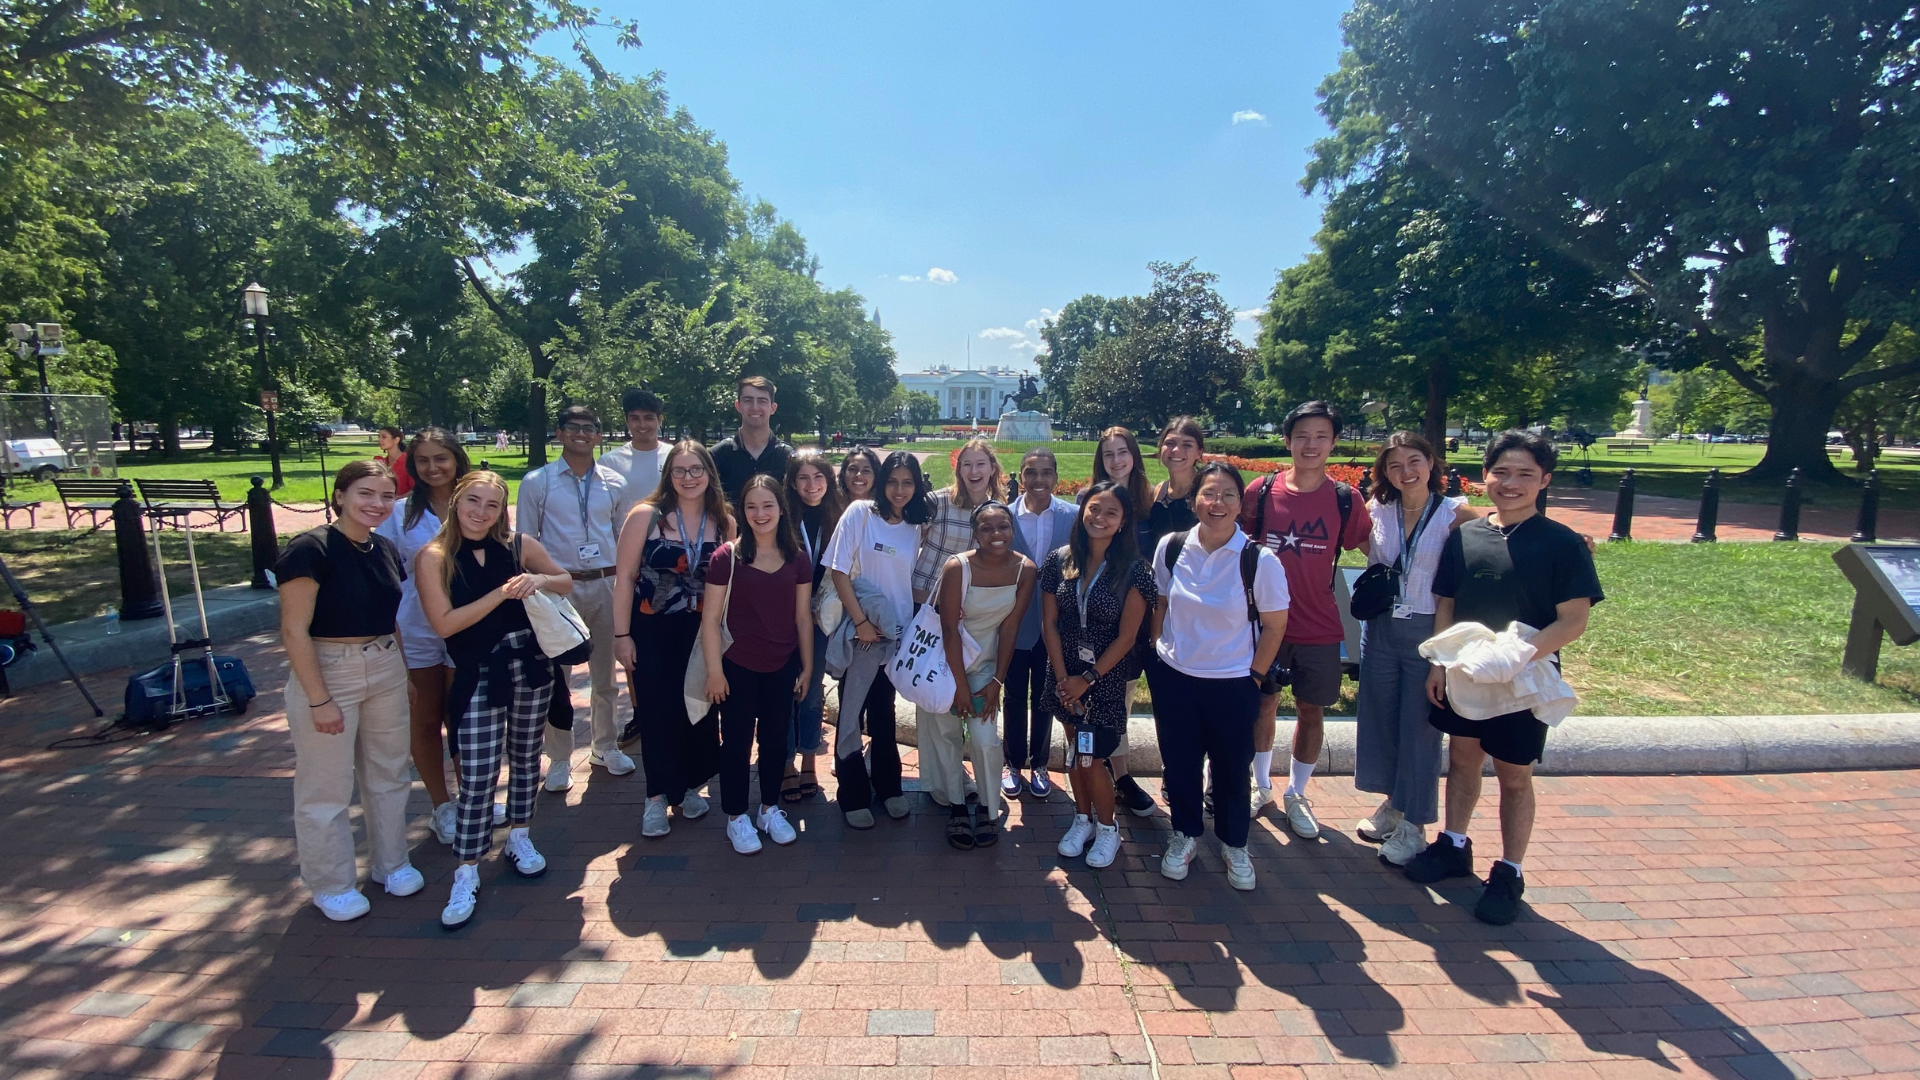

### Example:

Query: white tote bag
xmin=682 ymin=541 xmax=736 ymax=725
xmin=890 ymin=554 xmax=981 ymax=713
xmin=815 ymin=506 xmax=861 ymax=636
xmin=512 ymin=536 xmax=591 ymax=660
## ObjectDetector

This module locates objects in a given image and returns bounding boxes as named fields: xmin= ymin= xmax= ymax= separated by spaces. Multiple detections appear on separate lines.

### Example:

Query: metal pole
xmin=257 ymin=325 xmax=283 ymax=488
xmin=1773 ymin=467 xmax=1802 ymax=542
xmin=1608 ymin=468 xmax=1636 ymax=541
xmin=1853 ymin=468 xmax=1880 ymax=543
xmin=112 ymin=482 xmax=165 ymax=619
xmin=247 ymin=477 xmax=277 ymax=588
xmin=1691 ymin=468 xmax=1720 ymax=543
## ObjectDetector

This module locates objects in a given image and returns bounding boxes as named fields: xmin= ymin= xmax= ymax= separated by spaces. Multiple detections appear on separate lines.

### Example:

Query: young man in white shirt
xmin=598 ymin=388 xmax=672 ymax=750
xmin=516 ymin=405 xmax=632 ymax=790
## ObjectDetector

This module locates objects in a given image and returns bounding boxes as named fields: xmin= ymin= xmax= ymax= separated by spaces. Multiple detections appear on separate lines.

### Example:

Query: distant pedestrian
xmin=376 ymin=426 xmax=414 ymax=497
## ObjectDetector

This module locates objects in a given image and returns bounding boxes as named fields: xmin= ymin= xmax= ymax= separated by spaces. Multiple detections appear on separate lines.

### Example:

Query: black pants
xmin=546 ymin=659 xmax=575 ymax=731
xmin=631 ymin=610 xmax=720 ymax=803
xmin=1149 ymin=661 xmax=1259 ymax=848
xmin=835 ymin=671 xmax=901 ymax=811
xmin=1002 ymin=640 xmax=1053 ymax=771
xmin=719 ymin=654 xmax=798 ymax=816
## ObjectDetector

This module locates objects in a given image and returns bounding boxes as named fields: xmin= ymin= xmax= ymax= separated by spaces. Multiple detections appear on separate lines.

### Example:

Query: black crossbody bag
xmin=1350 ymin=494 xmax=1442 ymax=621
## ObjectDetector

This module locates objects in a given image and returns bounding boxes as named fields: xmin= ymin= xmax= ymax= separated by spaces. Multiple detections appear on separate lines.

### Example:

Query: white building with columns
xmin=898 ymin=365 xmax=1034 ymax=421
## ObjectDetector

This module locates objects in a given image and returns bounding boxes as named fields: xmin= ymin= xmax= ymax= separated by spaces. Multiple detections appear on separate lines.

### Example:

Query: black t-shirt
xmin=712 ymin=435 xmax=793 ymax=504
xmin=1433 ymin=514 xmax=1603 ymax=643
xmin=274 ymin=524 xmax=405 ymax=637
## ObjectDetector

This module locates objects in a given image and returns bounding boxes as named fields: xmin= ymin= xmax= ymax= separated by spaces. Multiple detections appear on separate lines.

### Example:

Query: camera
xmin=1257 ymin=660 xmax=1292 ymax=696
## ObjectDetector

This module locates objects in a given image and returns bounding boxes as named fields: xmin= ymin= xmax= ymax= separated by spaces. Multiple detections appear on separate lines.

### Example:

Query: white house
xmin=898 ymin=365 xmax=1034 ymax=421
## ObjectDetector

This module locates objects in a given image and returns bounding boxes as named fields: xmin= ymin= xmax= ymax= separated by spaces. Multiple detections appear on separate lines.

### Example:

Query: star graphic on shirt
xmin=1272 ymin=527 xmax=1305 ymax=551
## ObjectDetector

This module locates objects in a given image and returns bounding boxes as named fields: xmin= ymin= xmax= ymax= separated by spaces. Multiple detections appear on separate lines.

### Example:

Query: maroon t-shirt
xmin=707 ymin=544 xmax=812 ymax=673
xmin=1238 ymin=470 xmax=1372 ymax=645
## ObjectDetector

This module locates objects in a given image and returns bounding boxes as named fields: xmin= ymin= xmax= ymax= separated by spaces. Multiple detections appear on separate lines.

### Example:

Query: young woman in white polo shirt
xmin=1149 ymin=462 xmax=1289 ymax=891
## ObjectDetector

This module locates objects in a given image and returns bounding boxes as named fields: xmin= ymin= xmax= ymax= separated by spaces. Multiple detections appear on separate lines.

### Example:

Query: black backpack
xmin=1247 ymin=472 xmax=1353 ymax=584
xmin=1159 ymin=528 xmax=1292 ymax=693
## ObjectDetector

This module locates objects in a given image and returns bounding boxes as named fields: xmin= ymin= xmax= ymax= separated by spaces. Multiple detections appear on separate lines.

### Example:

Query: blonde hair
xmin=426 ymin=471 xmax=513 ymax=591
xmin=948 ymin=436 xmax=1006 ymax=509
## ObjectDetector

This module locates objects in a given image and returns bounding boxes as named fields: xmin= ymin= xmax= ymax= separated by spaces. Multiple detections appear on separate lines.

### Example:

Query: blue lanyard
xmin=1075 ymin=561 xmax=1107 ymax=630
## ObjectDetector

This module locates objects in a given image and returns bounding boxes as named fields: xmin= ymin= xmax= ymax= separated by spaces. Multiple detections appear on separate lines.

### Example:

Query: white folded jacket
xmin=1418 ymin=621 xmax=1577 ymax=726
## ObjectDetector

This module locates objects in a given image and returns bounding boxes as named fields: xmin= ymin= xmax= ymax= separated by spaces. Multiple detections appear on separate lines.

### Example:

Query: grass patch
xmin=0 ymin=529 xmax=268 ymax=625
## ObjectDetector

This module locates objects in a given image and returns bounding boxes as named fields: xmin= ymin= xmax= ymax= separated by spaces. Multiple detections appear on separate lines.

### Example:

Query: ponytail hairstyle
xmin=331 ymin=458 xmax=395 ymax=516
xmin=948 ymin=436 xmax=1007 ymax=508
xmin=1062 ymin=480 xmax=1140 ymax=599
xmin=734 ymin=474 xmax=802 ymax=566
xmin=402 ymin=426 xmax=471 ymax=530
xmin=426 ymin=471 xmax=513 ymax=591
xmin=1092 ymin=426 xmax=1153 ymax=516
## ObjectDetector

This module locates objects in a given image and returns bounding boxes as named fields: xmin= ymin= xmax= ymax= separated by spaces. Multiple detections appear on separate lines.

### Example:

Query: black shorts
xmin=1062 ymin=721 xmax=1121 ymax=763
xmin=1427 ymin=699 xmax=1549 ymax=766
xmin=1276 ymin=641 xmax=1343 ymax=707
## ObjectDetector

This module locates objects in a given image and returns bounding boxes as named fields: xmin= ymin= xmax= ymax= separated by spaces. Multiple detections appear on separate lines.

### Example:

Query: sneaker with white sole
xmin=679 ymin=788 xmax=710 ymax=819
xmin=312 ymin=890 xmax=370 ymax=922
xmin=1057 ymin=814 xmax=1094 ymax=858
xmin=757 ymin=805 xmax=797 ymax=845
xmin=1085 ymin=823 xmax=1121 ymax=868
xmin=1283 ymin=791 xmax=1321 ymax=839
xmin=430 ymin=802 xmax=457 ymax=846
xmin=727 ymin=814 xmax=763 ymax=854
xmin=1115 ymin=773 xmax=1159 ymax=817
xmin=544 ymin=760 xmax=573 ymax=793
xmin=504 ymin=830 xmax=546 ymax=877
xmin=1001 ymin=767 xmax=1025 ymax=798
xmin=1378 ymin=819 xmax=1428 ymax=867
xmin=373 ymin=864 xmax=424 ymax=897
xmin=1357 ymin=800 xmax=1403 ymax=843
xmin=1161 ymin=833 xmax=1198 ymax=880
xmin=590 ymin=748 xmax=636 ymax=776
xmin=1223 ymin=845 xmax=1256 ymax=890
xmin=642 ymin=796 xmax=671 ymax=838
xmin=441 ymin=864 xmax=479 ymax=928
xmin=1250 ymin=785 xmax=1272 ymax=816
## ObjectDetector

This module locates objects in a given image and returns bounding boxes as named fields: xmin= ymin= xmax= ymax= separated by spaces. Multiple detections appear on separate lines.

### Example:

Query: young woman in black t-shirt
xmin=417 ymin=471 xmax=575 ymax=929
xmin=275 ymin=459 xmax=413 ymax=923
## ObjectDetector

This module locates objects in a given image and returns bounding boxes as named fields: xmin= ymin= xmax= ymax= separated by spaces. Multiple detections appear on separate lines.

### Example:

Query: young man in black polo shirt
xmin=711 ymin=376 xmax=793 ymax=504
xmin=1403 ymin=430 xmax=1603 ymax=925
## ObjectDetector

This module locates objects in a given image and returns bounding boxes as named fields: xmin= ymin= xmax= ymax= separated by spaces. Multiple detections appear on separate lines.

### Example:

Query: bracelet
xmin=614 ymin=633 xmax=631 ymax=639
xmin=312 ymin=697 xmax=333 ymax=708
xmin=986 ymin=676 xmax=1003 ymax=690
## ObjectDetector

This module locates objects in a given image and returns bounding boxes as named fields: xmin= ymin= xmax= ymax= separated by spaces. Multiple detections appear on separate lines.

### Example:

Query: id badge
xmin=1077 ymin=645 xmax=1096 ymax=663
xmin=577 ymin=543 xmax=604 ymax=564
xmin=1392 ymin=603 xmax=1415 ymax=619
xmin=1077 ymin=729 xmax=1094 ymax=755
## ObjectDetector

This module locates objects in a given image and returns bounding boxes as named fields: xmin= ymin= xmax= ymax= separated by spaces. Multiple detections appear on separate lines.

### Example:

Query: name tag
xmin=873 ymin=542 xmax=895 ymax=557
xmin=1077 ymin=730 xmax=1094 ymax=755
xmin=1392 ymin=603 xmax=1415 ymax=620
xmin=1078 ymin=645 xmax=1096 ymax=663
xmin=577 ymin=543 xmax=603 ymax=564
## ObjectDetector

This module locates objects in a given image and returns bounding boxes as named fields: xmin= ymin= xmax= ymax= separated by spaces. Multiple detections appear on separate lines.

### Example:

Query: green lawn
xmin=0 ymin=528 xmax=266 ymax=626
xmin=1444 ymin=440 xmax=1916 ymax=511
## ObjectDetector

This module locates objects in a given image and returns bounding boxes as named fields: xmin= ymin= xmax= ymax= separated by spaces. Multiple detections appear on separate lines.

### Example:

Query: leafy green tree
xmin=1068 ymin=260 xmax=1248 ymax=431
xmin=1037 ymin=295 xmax=1128 ymax=419
xmin=905 ymin=390 xmax=941 ymax=432
xmin=1324 ymin=0 xmax=1920 ymax=479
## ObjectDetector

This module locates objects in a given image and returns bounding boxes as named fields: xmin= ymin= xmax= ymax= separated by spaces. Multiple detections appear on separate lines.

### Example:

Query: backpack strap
xmin=1164 ymin=528 xmax=1190 ymax=575
xmin=1238 ymin=542 xmax=1261 ymax=626
xmin=1251 ymin=473 xmax=1275 ymax=545
xmin=1331 ymin=480 xmax=1353 ymax=583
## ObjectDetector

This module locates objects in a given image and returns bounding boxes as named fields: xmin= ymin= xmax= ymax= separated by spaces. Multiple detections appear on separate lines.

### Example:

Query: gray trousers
xmin=1353 ymin=611 xmax=1442 ymax=825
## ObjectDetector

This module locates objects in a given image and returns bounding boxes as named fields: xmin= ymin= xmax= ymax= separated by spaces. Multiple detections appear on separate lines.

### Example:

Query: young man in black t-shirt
xmin=1402 ymin=431 xmax=1603 ymax=926
xmin=711 ymin=376 xmax=793 ymax=504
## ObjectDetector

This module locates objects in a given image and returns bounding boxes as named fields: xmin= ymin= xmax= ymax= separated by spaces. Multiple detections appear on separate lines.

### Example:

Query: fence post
xmin=1773 ymin=467 xmax=1802 ymax=542
xmin=1853 ymin=468 xmax=1880 ymax=543
xmin=248 ymin=476 xmax=278 ymax=589
xmin=1608 ymin=468 xmax=1636 ymax=541
xmin=1691 ymin=468 xmax=1721 ymax=543
xmin=1445 ymin=467 xmax=1463 ymax=497
xmin=112 ymin=481 xmax=165 ymax=619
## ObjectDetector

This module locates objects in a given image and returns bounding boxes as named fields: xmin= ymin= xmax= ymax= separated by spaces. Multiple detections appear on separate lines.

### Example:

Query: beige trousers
xmin=918 ymin=669 xmax=1006 ymax=822
xmin=285 ymin=637 xmax=412 ymax=898
xmin=544 ymin=575 xmax=621 ymax=763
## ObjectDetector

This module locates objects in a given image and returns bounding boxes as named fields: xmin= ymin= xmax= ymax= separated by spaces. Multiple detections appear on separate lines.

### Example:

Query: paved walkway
xmin=2 ymin=635 xmax=1916 ymax=1079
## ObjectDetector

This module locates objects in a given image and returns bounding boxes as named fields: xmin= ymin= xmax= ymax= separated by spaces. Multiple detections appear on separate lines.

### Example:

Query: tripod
xmin=0 ymin=554 xmax=104 ymax=716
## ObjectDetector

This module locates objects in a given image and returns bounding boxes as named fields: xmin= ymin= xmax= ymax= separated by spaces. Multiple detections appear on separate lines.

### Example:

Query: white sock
xmin=1285 ymin=759 xmax=1315 ymax=796
xmin=1443 ymin=830 xmax=1469 ymax=848
xmin=508 ymin=826 xmax=529 ymax=841
xmin=1498 ymin=858 xmax=1523 ymax=877
xmin=1252 ymin=750 xmax=1274 ymax=789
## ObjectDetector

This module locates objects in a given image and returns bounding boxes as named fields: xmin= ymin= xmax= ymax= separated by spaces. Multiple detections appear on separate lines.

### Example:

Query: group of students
xmin=280 ymin=381 xmax=1601 ymax=932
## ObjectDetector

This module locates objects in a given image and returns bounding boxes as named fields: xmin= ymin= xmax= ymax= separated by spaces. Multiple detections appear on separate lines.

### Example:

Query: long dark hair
xmin=837 ymin=444 xmax=883 ymax=502
xmin=784 ymin=447 xmax=844 ymax=556
xmin=402 ymin=426 xmax=471 ymax=530
xmin=734 ymin=474 xmax=801 ymax=566
xmin=645 ymin=439 xmax=735 ymax=540
xmin=1092 ymin=426 xmax=1153 ymax=516
xmin=1370 ymin=431 xmax=1443 ymax=504
xmin=1063 ymin=480 xmax=1140 ymax=600
xmin=875 ymin=450 xmax=933 ymax=525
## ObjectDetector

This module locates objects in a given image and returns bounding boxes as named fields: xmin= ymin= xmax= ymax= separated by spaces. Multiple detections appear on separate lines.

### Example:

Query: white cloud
xmin=1235 ymin=308 xmax=1264 ymax=321
xmin=980 ymin=327 xmax=1024 ymax=341
xmin=1231 ymin=109 xmax=1268 ymax=126
xmin=1024 ymin=308 xmax=1057 ymax=332
xmin=898 ymin=274 xmax=922 ymax=282
xmin=926 ymin=267 xmax=958 ymax=285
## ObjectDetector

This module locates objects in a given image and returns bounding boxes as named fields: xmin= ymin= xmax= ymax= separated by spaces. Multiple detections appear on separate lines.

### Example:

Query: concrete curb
xmin=10 ymin=584 xmax=280 ymax=692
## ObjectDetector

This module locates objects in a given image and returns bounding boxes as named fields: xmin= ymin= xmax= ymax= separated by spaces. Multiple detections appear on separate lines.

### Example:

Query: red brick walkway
xmin=2 ymin=637 xmax=1916 ymax=1079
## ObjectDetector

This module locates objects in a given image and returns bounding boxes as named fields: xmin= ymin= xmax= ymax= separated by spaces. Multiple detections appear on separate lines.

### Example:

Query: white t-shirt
xmin=600 ymin=441 xmax=672 ymax=522
xmin=1153 ymin=527 xmax=1290 ymax=680
xmin=375 ymin=504 xmax=444 ymax=647
xmin=822 ymin=499 xmax=920 ymax=629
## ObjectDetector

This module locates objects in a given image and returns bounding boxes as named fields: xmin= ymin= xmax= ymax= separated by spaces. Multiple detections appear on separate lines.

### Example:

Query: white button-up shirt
xmin=515 ymin=459 xmax=626 ymax=574
xmin=1013 ymin=494 xmax=1074 ymax=563
xmin=1153 ymin=527 xmax=1290 ymax=679
xmin=599 ymin=441 xmax=671 ymax=524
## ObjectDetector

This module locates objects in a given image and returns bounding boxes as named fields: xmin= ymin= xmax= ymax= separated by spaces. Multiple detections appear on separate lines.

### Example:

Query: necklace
xmin=332 ymin=524 xmax=374 ymax=553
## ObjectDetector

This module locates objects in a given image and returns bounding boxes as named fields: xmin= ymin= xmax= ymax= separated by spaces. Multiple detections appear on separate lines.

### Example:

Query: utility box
xmin=1832 ymin=544 xmax=1920 ymax=681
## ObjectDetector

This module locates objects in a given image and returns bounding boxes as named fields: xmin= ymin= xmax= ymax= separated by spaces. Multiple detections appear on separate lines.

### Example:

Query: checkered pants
xmin=452 ymin=631 xmax=554 ymax=862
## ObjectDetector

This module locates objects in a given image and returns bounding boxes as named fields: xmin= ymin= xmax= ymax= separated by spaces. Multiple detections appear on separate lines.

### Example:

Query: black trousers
xmin=719 ymin=654 xmax=798 ymax=816
xmin=1149 ymin=661 xmax=1259 ymax=848
xmin=631 ymin=610 xmax=720 ymax=803
xmin=1002 ymin=640 xmax=1054 ymax=771
xmin=835 ymin=670 xmax=901 ymax=811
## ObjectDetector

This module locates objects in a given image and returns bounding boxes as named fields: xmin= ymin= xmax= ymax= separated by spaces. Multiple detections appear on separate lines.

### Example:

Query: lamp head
xmin=242 ymin=282 xmax=269 ymax=318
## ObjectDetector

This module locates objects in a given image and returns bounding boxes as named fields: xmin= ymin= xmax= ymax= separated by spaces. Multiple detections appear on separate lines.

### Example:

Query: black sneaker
xmin=617 ymin=719 xmax=644 ymax=751
xmin=1115 ymin=774 xmax=1159 ymax=817
xmin=1473 ymin=861 xmax=1525 ymax=925
xmin=1402 ymin=833 xmax=1473 ymax=884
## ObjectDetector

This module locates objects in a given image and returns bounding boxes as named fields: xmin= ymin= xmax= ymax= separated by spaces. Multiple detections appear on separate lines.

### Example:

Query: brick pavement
xmin=1 ymin=635 xmax=1916 ymax=1079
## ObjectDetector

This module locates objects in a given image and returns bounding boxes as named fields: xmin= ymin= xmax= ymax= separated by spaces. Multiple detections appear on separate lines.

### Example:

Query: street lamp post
xmin=242 ymin=283 xmax=283 ymax=488
xmin=462 ymin=378 xmax=476 ymax=434
xmin=8 ymin=322 xmax=64 ymax=436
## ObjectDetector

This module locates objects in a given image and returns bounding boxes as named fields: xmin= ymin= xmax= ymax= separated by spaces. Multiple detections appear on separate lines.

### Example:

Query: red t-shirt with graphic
xmin=1237 ymin=470 xmax=1372 ymax=644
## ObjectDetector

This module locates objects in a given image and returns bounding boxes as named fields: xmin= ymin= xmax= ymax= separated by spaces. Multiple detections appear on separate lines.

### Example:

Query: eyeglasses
xmin=560 ymin=423 xmax=599 ymax=435
xmin=670 ymin=466 xmax=707 ymax=480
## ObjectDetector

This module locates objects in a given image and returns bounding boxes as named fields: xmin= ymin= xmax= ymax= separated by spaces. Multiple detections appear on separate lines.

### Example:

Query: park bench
xmin=52 ymin=477 xmax=131 ymax=529
xmin=0 ymin=496 xmax=41 ymax=529
xmin=1605 ymin=441 xmax=1654 ymax=454
xmin=136 ymin=478 xmax=246 ymax=531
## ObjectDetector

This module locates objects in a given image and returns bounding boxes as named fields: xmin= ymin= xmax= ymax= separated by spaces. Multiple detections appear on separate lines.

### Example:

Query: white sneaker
xmin=1161 ymin=834 xmax=1198 ymax=881
xmin=1283 ymin=791 xmax=1321 ymax=839
xmin=430 ymin=802 xmax=457 ymax=846
xmin=504 ymin=830 xmax=546 ymax=877
xmin=312 ymin=890 xmax=370 ymax=922
xmin=1250 ymin=785 xmax=1272 ymax=816
xmin=1357 ymin=799 xmax=1404 ymax=843
xmin=727 ymin=814 xmax=763 ymax=854
xmin=441 ymin=864 xmax=479 ymax=928
xmin=1223 ymin=845 xmax=1256 ymax=891
xmin=544 ymin=760 xmax=573 ymax=793
xmin=492 ymin=801 xmax=507 ymax=827
xmin=679 ymin=788 xmax=710 ymax=819
xmin=642 ymin=796 xmax=670 ymax=838
xmin=1057 ymin=814 xmax=1094 ymax=858
xmin=757 ymin=806 xmax=797 ymax=845
xmin=1378 ymin=819 xmax=1428 ymax=867
xmin=1085 ymin=823 xmax=1121 ymax=868
xmin=373 ymin=864 xmax=424 ymax=897
xmin=590 ymin=748 xmax=636 ymax=776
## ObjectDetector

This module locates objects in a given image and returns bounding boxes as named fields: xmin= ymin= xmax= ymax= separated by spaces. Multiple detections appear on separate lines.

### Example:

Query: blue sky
xmin=576 ymin=2 xmax=1352 ymax=374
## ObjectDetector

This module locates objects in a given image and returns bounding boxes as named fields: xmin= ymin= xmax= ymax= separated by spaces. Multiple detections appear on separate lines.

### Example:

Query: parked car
xmin=3 ymin=438 xmax=71 ymax=481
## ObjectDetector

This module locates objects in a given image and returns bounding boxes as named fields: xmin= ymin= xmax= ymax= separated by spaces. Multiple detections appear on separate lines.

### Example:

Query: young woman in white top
xmin=1149 ymin=462 xmax=1289 ymax=892
xmin=823 ymin=449 xmax=931 ymax=828
xmin=912 ymin=437 xmax=1005 ymax=605
xmin=374 ymin=427 xmax=472 ymax=846
xmin=1354 ymin=432 xmax=1474 ymax=866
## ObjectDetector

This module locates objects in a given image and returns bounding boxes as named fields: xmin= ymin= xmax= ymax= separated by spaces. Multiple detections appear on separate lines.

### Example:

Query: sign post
xmin=1831 ymin=544 xmax=1920 ymax=681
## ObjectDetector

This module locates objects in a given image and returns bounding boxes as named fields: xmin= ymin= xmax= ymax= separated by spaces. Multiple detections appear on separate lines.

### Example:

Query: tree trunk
xmin=1750 ymin=370 xmax=1846 ymax=482
xmin=161 ymin=412 xmax=180 ymax=456
xmin=1423 ymin=356 xmax=1449 ymax=451
xmin=526 ymin=374 xmax=549 ymax=469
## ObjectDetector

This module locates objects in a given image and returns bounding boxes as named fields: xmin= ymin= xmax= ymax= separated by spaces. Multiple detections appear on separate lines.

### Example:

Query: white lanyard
xmin=799 ymin=520 xmax=814 ymax=562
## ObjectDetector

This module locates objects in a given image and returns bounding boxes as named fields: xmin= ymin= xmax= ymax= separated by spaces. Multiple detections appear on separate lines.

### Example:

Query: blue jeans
xmin=788 ymin=627 xmax=829 ymax=755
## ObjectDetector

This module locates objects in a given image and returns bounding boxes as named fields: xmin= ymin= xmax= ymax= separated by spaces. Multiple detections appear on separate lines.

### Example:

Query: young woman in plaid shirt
xmin=912 ymin=437 xmax=1007 ymax=606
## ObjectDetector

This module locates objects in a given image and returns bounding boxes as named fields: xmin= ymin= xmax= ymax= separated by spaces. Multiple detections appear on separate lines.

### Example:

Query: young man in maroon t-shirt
xmin=1238 ymin=401 xmax=1370 ymax=839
